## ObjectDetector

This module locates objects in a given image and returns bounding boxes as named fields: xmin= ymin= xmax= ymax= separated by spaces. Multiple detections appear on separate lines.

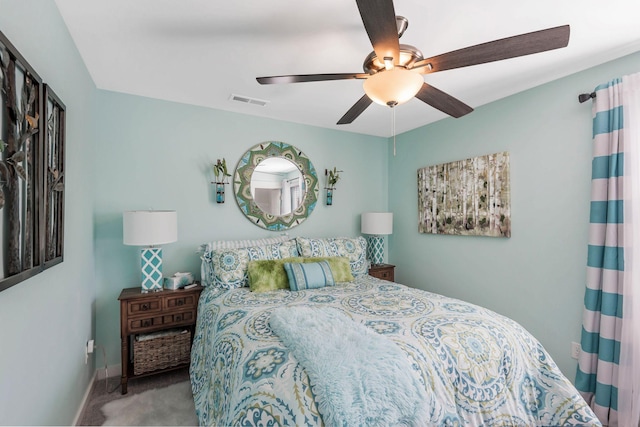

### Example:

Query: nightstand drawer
xmin=162 ymin=310 xmax=195 ymax=325
xmin=129 ymin=315 xmax=164 ymax=332
xmin=127 ymin=299 xmax=161 ymax=316
xmin=368 ymin=264 xmax=395 ymax=282
xmin=165 ymin=294 xmax=197 ymax=310
xmin=129 ymin=310 xmax=196 ymax=332
xmin=373 ymin=269 xmax=392 ymax=280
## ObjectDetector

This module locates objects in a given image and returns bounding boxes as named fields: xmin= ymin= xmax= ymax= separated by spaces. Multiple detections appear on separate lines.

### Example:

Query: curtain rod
xmin=578 ymin=92 xmax=596 ymax=103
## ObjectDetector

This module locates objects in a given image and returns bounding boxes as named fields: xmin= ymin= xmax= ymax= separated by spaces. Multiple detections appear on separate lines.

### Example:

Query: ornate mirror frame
xmin=234 ymin=141 xmax=318 ymax=231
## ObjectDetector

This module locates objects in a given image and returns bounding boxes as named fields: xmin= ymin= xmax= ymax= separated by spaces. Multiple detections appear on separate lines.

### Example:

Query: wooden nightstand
xmin=118 ymin=285 xmax=203 ymax=394
xmin=368 ymin=264 xmax=395 ymax=282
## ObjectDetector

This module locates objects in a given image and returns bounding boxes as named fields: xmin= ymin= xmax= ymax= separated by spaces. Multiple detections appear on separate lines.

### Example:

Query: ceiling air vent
xmin=229 ymin=94 xmax=269 ymax=107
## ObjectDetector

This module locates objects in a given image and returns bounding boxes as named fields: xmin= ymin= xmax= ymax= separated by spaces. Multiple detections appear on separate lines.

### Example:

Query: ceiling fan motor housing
xmin=363 ymin=44 xmax=424 ymax=73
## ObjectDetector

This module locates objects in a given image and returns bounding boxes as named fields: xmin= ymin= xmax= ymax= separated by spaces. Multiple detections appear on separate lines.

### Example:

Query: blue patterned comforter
xmin=190 ymin=276 xmax=600 ymax=426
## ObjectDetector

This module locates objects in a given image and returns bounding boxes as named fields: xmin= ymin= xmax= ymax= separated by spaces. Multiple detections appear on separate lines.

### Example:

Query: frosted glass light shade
xmin=361 ymin=212 xmax=393 ymax=235
xmin=123 ymin=210 xmax=178 ymax=246
xmin=363 ymin=69 xmax=423 ymax=106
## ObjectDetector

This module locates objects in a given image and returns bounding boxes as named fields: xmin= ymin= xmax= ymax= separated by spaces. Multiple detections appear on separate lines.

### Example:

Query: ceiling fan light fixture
xmin=363 ymin=68 xmax=423 ymax=107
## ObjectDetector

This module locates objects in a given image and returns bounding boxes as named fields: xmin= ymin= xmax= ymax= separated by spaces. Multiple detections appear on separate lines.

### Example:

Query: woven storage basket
xmin=133 ymin=329 xmax=191 ymax=376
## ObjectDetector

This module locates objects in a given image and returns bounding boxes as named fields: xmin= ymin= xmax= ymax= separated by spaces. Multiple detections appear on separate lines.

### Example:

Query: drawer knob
xmin=141 ymin=303 xmax=149 ymax=311
xmin=142 ymin=320 xmax=151 ymax=327
xmin=175 ymin=314 xmax=183 ymax=321
xmin=177 ymin=299 xmax=184 ymax=306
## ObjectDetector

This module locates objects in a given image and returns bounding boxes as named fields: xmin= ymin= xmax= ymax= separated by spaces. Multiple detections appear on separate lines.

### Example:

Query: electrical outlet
xmin=85 ymin=339 xmax=95 ymax=364
xmin=571 ymin=342 xmax=581 ymax=360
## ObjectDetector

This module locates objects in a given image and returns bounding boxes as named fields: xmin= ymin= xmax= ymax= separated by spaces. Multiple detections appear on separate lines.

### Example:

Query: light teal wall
xmin=388 ymin=51 xmax=640 ymax=378
xmin=0 ymin=1 xmax=96 ymax=425
xmin=92 ymin=90 xmax=388 ymax=371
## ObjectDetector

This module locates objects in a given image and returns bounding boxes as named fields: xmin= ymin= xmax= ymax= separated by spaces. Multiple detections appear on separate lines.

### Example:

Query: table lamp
xmin=123 ymin=210 xmax=178 ymax=292
xmin=361 ymin=212 xmax=393 ymax=266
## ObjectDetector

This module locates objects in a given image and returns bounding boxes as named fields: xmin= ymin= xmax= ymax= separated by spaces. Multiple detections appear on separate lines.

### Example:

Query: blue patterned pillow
xmin=200 ymin=235 xmax=290 ymax=287
xmin=295 ymin=237 xmax=368 ymax=277
xmin=209 ymin=239 xmax=299 ymax=289
xmin=284 ymin=261 xmax=335 ymax=291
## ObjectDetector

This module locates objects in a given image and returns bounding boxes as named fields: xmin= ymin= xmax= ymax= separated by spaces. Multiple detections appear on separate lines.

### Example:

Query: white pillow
xmin=200 ymin=234 xmax=290 ymax=253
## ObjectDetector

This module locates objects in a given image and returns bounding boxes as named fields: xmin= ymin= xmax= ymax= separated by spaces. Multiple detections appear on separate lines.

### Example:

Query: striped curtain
xmin=576 ymin=73 xmax=640 ymax=427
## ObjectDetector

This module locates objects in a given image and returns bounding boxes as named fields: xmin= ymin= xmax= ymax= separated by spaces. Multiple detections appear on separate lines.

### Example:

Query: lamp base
xmin=367 ymin=235 xmax=385 ymax=265
xmin=141 ymin=247 xmax=163 ymax=292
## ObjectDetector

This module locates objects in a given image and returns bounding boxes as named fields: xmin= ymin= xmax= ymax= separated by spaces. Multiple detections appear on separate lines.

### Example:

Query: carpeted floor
xmin=76 ymin=367 xmax=191 ymax=426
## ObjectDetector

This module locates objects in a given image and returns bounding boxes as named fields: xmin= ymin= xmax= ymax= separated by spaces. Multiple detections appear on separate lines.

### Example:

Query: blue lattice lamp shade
xmin=124 ymin=210 xmax=178 ymax=293
xmin=361 ymin=212 xmax=393 ymax=266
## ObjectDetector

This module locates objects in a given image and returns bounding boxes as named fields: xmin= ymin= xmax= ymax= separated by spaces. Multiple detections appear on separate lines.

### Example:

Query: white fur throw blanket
xmin=270 ymin=305 xmax=429 ymax=427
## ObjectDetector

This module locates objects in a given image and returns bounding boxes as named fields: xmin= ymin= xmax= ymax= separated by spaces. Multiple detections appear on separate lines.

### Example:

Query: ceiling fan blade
xmin=415 ymin=83 xmax=473 ymax=118
xmin=356 ymin=0 xmax=400 ymax=64
xmin=337 ymin=94 xmax=373 ymax=124
xmin=413 ymin=25 xmax=570 ymax=73
xmin=257 ymin=73 xmax=369 ymax=85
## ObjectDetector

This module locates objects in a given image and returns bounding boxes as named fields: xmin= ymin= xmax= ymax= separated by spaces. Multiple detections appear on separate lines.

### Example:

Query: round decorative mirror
xmin=234 ymin=142 xmax=318 ymax=230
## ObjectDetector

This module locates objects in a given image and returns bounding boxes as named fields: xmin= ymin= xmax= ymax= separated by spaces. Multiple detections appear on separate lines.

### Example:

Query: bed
xmin=190 ymin=236 xmax=600 ymax=426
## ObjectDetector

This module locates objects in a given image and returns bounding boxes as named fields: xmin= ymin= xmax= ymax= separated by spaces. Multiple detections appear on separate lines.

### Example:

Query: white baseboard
xmin=72 ymin=370 xmax=97 ymax=426
xmin=72 ymin=364 xmax=121 ymax=425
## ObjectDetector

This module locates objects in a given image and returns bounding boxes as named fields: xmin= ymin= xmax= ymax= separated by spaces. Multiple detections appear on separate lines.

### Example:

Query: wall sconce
xmin=212 ymin=158 xmax=231 ymax=203
xmin=361 ymin=212 xmax=393 ymax=265
xmin=123 ymin=210 xmax=178 ymax=293
xmin=325 ymin=167 xmax=342 ymax=206
xmin=215 ymin=183 xmax=225 ymax=204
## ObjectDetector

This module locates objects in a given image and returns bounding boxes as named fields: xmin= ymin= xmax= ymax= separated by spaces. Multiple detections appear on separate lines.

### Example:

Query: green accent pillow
xmin=303 ymin=256 xmax=355 ymax=282
xmin=248 ymin=257 xmax=304 ymax=293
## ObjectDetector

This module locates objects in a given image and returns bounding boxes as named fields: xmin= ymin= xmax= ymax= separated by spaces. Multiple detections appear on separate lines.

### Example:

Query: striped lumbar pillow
xmin=284 ymin=261 xmax=335 ymax=291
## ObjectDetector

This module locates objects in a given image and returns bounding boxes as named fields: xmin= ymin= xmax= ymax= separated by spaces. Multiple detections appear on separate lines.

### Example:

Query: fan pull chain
xmin=392 ymin=106 xmax=397 ymax=157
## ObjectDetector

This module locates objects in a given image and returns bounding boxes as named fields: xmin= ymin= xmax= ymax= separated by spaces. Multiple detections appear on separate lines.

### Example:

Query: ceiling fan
xmin=256 ymin=0 xmax=570 ymax=125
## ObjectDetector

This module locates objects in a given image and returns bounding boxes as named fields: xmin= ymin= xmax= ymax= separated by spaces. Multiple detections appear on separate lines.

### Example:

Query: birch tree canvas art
xmin=418 ymin=152 xmax=511 ymax=237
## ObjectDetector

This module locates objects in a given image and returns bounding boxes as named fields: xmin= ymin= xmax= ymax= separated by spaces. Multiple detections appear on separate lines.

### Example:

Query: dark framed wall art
xmin=0 ymin=30 xmax=66 ymax=292
xmin=44 ymin=85 xmax=65 ymax=267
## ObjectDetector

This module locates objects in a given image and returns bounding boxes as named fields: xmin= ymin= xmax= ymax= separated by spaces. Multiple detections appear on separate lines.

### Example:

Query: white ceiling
xmin=54 ymin=0 xmax=640 ymax=137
